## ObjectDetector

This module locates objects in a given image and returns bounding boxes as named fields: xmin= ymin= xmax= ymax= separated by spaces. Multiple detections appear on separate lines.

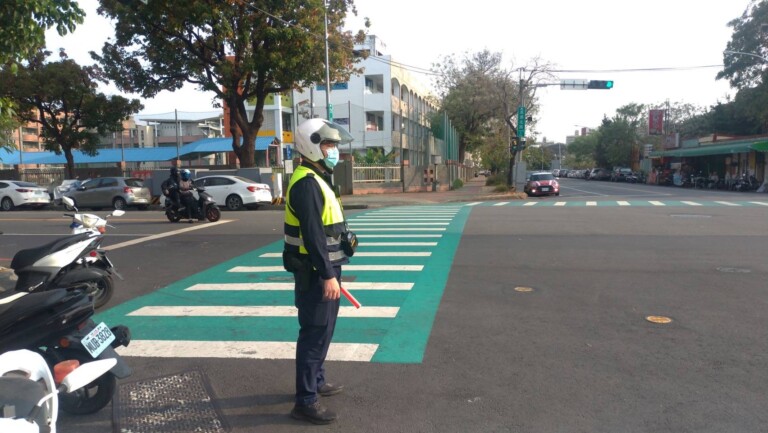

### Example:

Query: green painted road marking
xmin=477 ymin=200 xmax=768 ymax=207
xmin=96 ymin=204 xmax=472 ymax=364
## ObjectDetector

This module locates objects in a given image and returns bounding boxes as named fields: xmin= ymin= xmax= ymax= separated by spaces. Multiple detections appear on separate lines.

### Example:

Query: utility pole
xmin=323 ymin=0 xmax=332 ymax=121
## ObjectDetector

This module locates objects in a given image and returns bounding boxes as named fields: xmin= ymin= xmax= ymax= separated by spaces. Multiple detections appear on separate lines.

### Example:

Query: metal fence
xmin=352 ymin=163 xmax=401 ymax=183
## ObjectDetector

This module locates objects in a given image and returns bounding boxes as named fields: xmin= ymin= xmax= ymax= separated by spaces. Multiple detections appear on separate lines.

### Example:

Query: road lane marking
xmin=617 ymin=201 xmax=631 ymax=206
xmin=351 ymin=218 xmax=452 ymax=221
xmin=259 ymin=252 xmax=431 ymax=258
xmin=649 ymin=201 xmax=666 ymax=206
xmin=465 ymin=202 xmax=483 ymax=206
xmin=357 ymin=234 xmax=442 ymax=238
xmin=118 ymin=340 xmax=378 ymax=362
xmin=749 ymin=201 xmax=768 ymax=206
xmin=352 ymin=228 xmax=446 ymax=231
xmin=103 ymin=220 xmax=233 ymax=251
xmin=714 ymin=201 xmax=740 ymax=206
xmin=681 ymin=201 xmax=702 ymax=206
xmin=586 ymin=201 xmax=597 ymax=206
xmin=359 ymin=242 xmax=438 ymax=246
xmin=348 ymin=222 xmax=449 ymax=226
xmin=523 ymin=202 xmax=538 ymax=206
xmin=493 ymin=202 xmax=509 ymax=206
xmin=127 ymin=305 xmax=399 ymax=318
xmin=185 ymin=282 xmax=414 ymax=291
xmin=229 ymin=265 xmax=425 ymax=272
xmin=554 ymin=202 xmax=566 ymax=206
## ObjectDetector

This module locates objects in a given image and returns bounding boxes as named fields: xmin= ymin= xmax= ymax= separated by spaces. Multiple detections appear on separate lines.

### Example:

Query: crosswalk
xmin=96 ymin=205 xmax=470 ymax=364
xmin=467 ymin=200 xmax=768 ymax=207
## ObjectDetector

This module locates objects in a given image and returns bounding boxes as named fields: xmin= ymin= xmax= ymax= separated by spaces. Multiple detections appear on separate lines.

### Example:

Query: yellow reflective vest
xmin=284 ymin=165 xmax=347 ymax=263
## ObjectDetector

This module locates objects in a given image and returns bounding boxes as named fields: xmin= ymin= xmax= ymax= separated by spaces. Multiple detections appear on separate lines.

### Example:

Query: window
xmin=99 ymin=178 xmax=118 ymax=188
xmin=365 ymin=75 xmax=384 ymax=94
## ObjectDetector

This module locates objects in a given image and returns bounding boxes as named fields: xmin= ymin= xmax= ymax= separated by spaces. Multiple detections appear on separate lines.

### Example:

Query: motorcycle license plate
xmin=82 ymin=322 xmax=115 ymax=358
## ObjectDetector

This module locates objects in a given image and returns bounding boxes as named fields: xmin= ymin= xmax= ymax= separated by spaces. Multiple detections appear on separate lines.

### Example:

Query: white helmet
xmin=295 ymin=118 xmax=354 ymax=162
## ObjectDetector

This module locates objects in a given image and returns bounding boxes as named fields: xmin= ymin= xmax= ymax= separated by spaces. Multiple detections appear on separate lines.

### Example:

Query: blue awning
xmin=181 ymin=136 xmax=275 ymax=154
xmin=0 ymin=136 xmax=276 ymax=165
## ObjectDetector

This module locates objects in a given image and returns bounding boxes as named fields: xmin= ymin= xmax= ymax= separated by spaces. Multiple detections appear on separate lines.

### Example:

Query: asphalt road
xmin=1 ymin=179 xmax=767 ymax=433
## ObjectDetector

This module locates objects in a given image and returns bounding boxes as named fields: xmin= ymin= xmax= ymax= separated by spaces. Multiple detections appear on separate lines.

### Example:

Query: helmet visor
xmin=318 ymin=122 xmax=354 ymax=145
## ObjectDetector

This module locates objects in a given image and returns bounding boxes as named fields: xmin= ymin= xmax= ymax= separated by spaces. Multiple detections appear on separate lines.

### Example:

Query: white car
xmin=0 ymin=180 xmax=51 ymax=211
xmin=194 ymin=175 xmax=272 ymax=210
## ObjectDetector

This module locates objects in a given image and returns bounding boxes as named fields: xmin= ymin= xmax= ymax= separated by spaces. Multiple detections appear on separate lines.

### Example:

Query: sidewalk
xmin=340 ymin=177 xmax=525 ymax=209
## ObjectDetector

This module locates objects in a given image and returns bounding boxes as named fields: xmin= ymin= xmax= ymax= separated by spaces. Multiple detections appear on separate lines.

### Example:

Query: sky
xmin=46 ymin=0 xmax=753 ymax=143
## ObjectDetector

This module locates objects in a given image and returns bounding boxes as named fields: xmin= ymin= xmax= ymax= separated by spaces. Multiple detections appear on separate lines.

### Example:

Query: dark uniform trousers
xmin=295 ymin=265 xmax=342 ymax=406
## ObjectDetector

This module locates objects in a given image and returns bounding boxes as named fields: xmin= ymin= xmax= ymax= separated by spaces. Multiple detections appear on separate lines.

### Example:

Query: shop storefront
xmin=648 ymin=136 xmax=767 ymax=189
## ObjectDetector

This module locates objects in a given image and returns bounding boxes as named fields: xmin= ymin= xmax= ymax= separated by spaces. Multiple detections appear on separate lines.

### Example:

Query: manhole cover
xmin=114 ymin=370 xmax=227 ymax=433
xmin=646 ymin=315 xmax=673 ymax=324
xmin=716 ymin=267 xmax=751 ymax=274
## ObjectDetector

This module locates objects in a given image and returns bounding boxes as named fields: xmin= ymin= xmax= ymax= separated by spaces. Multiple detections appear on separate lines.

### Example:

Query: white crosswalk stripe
xmin=185 ymin=282 xmax=414 ymax=291
xmin=118 ymin=341 xmax=379 ymax=362
xmin=127 ymin=305 xmax=400 ymax=318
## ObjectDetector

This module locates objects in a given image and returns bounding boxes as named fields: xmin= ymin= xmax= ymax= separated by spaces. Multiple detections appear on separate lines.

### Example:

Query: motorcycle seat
xmin=10 ymin=233 xmax=93 ymax=271
xmin=0 ymin=290 xmax=73 ymax=331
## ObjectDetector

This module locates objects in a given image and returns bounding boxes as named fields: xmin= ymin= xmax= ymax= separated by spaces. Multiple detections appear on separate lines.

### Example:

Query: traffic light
xmin=587 ymin=80 xmax=614 ymax=89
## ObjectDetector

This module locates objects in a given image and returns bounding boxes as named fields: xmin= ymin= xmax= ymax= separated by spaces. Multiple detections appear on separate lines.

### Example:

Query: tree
xmin=0 ymin=0 xmax=84 ymax=152
xmin=566 ymin=133 xmax=597 ymax=168
xmin=718 ymin=0 xmax=768 ymax=90
xmin=0 ymin=51 xmax=143 ymax=178
xmin=93 ymin=0 xmax=367 ymax=168
xmin=522 ymin=144 xmax=553 ymax=171
xmin=433 ymin=50 xmax=554 ymax=185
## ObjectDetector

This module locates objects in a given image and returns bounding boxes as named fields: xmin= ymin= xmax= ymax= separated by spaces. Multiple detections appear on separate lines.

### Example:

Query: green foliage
xmin=451 ymin=178 xmax=463 ymax=190
xmin=718 ymin=1 xmax=768 ymax=89
xmin=493 ymin=183 xmax=509 ymax=193
xmin=522 ymin=145 xmax=553 ymax=171
xmin=94 ymin=0 xmax=367 ymax=168
xmin=353 ymin=148 xmax=395 ymax=164
xmin=485 ymin=172 xmax=507 ymax=186
xmin=0 ymin=0 xmax=83 ymax=64
xmin=0 ymin=51 xmax=142 ymax=177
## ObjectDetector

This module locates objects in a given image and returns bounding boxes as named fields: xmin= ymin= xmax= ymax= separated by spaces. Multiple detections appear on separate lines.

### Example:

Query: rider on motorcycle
xmin=178 ymin=169 xmax=197 ymax=220
xmin=161 ymin=167 xmax=181 ymax=210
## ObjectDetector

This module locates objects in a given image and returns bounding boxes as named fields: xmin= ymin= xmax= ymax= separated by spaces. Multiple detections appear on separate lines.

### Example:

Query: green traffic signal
xmin=587 ymin=80 xmax=614 ymax=89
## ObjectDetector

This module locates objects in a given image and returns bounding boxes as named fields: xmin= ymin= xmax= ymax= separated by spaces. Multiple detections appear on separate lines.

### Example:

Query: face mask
xmin=324 ymin=147 xmax=339 ymax=168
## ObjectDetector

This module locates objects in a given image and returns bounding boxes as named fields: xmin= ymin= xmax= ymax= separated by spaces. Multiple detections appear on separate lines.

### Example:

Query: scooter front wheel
xmin=54 ymin=349 xmax=117 ymax=415
xmin=206 ymin=205 xmax=221 ymax=222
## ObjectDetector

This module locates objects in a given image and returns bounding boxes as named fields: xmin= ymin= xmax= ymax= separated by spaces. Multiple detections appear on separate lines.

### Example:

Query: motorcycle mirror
xmin=111 ymin=210 xmax=126 ymax=217
xmin=59 ymin=359 xmax=117 ymax=393
xmin=62 ymin=196 xmax=75 ymax=207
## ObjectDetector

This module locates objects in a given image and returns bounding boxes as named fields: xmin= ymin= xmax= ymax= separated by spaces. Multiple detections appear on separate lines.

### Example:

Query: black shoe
xmin=318 ymin=383 xmax=344 ymax=397
xmin=290 ymin=401 xmax=337 ymax=425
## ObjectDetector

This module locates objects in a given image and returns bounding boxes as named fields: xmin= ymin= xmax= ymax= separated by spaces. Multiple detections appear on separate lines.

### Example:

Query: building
xmin=238 ymin=35 xmax=445 ymax=167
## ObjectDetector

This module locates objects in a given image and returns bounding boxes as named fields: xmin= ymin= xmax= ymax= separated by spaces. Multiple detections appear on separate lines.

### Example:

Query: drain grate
xmin=113 ymin=370 xmax=227 ymax=433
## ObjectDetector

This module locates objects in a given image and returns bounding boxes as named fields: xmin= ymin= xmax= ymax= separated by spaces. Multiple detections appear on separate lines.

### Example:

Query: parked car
xmin=49 ymin=178 xmax=85 ymax=204
xmin=611 ymin=168 xmax=633 ymax=182
xmin=193 ymin=175 xmax=272 ymax=211
xmin=64 ymin=176 xmax=152 ymax=210
xmin=524 ymin=172 xmax=560 ymax=197
xmin=588 ymin=168 xmax=611 ymax=181
xmin=0 ymin=180 xmax=51 ymax=211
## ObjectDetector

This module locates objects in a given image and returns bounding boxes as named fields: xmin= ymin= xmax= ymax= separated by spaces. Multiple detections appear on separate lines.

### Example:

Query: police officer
xmin=284 ymin=118 xmax=355 ymax=425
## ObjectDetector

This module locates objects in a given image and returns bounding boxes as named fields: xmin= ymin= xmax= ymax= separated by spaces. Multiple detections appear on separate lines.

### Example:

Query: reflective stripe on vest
xmin=284 ymin=165 xmax=347 ymax=262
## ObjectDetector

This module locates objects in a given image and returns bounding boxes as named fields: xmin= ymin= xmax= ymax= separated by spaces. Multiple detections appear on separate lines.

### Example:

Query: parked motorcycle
xmin=10 ymin=210 xmax=120 ymax=309
xmin=732 ymin=173 xmax=760 ymax=192
xmin=0 ymin=349 xmax=116 ymax=433
xmin=0 ymin=289 xmax=132 ymax=415
xmin=164 ymin=186 xmax=221 ymax=223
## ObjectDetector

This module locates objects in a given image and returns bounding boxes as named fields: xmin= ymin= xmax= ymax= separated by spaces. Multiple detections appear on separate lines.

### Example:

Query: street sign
xmin=560 ymin=79 xmax=589 ymax=90
xmin=517 ymin=106 xmax=526 ymax=138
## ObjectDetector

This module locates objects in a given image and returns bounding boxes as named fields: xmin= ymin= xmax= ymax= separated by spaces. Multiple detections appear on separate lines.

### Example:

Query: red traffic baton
xmin=340 ymin=286 xmax=361 ymax=309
